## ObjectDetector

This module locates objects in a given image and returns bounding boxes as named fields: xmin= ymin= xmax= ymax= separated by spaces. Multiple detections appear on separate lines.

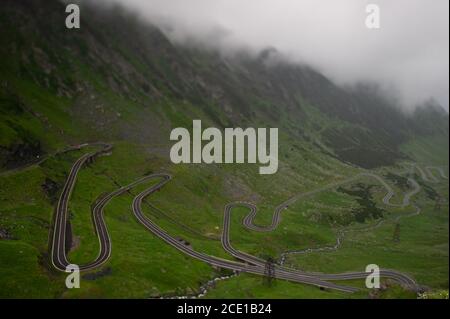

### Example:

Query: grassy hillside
xmin=0 ymin=0 xmax=448 ymax=299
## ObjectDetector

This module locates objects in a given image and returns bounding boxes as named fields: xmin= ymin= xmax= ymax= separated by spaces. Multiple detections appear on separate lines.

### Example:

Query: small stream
xmin=160 ymin=271 xmax=239 ymax=299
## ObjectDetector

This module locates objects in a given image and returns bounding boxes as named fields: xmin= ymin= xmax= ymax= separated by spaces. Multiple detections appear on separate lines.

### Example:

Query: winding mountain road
xmin=278 ymin=171 xmax=422 ymax=262
xmin=48 ymin=145 xmax=447 ymax=293
xmin=51 ymin=143 xmax=159 ymax=271
xmin=49 ymin=144 xmax=354 ymax=291
xmin=132 ymin=179 xmax=358 ymax=292
xmin=222 ymin=173 xmax=421 ymax=290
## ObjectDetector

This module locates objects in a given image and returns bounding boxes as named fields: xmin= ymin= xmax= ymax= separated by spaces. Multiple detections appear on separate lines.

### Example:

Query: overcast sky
xmin=94 ymin=0 xmax=449 ymax=112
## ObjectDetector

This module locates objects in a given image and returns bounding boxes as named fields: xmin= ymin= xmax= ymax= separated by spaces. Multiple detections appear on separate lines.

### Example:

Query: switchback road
xmin=49 ymin=146 xmax=447 ymax=293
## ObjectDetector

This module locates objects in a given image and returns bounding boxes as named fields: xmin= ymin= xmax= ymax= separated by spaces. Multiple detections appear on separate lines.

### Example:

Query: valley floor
xmin=0 ymin=141 xmax=448 ymax=299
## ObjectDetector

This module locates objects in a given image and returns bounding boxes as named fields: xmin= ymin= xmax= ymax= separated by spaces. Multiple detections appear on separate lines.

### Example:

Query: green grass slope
xmin=0 ymin=0 xmax=448 ymax=299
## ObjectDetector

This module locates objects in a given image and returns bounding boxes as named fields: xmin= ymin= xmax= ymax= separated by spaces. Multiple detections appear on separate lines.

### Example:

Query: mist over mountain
xmin=0 ymin=0 xmax=448 ymax=300
xmin=84 ymin=0 xmax=450 ymax=112
xmin=0 ymin=0 xmax=448 ymax=170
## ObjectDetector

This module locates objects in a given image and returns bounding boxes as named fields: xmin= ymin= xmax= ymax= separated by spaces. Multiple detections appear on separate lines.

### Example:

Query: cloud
xmin=90 ymin=0 xmax=449 ymax=112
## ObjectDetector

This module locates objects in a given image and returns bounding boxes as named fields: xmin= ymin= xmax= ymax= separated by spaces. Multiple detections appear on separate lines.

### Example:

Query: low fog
xmin=88 ymin=0 xmax=449 ymax=112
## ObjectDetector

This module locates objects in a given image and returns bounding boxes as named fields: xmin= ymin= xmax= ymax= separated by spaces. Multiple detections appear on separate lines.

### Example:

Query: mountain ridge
xmin=0 ymin=0 xmax=448 ymax=170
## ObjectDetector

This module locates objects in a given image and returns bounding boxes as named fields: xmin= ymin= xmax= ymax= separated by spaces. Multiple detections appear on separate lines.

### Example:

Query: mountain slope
xmin=1 ymin=0 xmax=448 ymax=170
xmin=0 ymin=0 xmax=448 ymax=299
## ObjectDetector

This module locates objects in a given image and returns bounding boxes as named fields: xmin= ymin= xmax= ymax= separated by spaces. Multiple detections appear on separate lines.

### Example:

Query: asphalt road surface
xmin=49 ymin=145 xmax=447 ymax=292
